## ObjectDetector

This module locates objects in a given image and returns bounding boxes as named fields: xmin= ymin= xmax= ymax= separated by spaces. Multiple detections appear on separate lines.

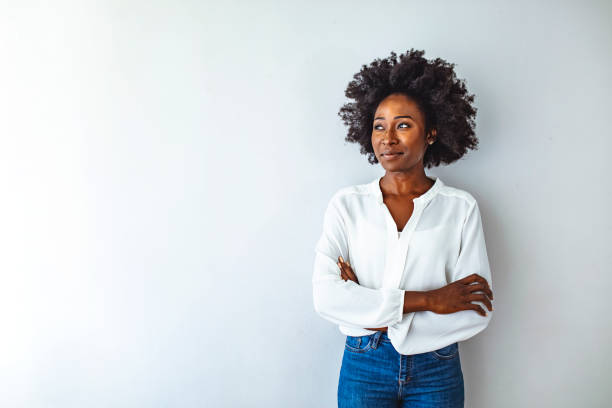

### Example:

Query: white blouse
xmin=312 ymin=176 xmax=493 ymax=355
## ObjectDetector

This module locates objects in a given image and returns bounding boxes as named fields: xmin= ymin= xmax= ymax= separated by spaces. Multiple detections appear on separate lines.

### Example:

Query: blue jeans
xmin=338 ymin=331 xmax=464 ymax=407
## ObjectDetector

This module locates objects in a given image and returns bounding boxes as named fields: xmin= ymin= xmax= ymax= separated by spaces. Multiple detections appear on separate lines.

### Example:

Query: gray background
xmin=1 ymin=0 xmax=610 ymax=406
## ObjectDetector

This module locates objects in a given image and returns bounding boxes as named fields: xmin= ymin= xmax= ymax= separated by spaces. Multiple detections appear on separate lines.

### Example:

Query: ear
xmin=426 ymin=128 xmax=437 ymax=144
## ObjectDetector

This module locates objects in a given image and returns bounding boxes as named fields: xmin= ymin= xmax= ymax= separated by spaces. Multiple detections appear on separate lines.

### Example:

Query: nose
xmin=382 ymin=128 xmax=398 ymax=145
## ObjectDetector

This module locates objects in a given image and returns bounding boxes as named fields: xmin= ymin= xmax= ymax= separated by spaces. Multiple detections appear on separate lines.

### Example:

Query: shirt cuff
xmin=396 ymin=289 xmax=405 ymax=324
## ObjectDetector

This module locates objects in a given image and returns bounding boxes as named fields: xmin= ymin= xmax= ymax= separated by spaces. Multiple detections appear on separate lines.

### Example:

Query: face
xmin=371 ymin=93 xmax=436 ymax=171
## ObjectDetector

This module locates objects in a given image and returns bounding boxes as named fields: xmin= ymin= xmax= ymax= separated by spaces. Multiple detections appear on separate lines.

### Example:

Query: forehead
xmin=374 ymin=93 xmax=424 ymax=121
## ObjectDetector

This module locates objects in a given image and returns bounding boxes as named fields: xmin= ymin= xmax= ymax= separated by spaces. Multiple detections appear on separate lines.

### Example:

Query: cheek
xmin=404 ymin=138 xmax=426 ymax=152
xmin=370 ymin=137 xmax=379 ymax=152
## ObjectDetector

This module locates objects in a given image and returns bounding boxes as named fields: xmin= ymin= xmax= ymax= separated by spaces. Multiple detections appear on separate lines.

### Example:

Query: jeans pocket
xmin=431 ymin=342 xmax=459 ymax=360
xmin=345 ymin=335 xmax=374 ymax=353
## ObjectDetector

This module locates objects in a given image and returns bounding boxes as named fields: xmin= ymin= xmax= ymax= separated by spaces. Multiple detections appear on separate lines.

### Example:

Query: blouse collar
xmin=370 ymin=175 xmax=444 ymax=206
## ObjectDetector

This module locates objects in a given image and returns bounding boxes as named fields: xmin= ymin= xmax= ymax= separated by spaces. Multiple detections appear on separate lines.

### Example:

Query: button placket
xmin=393 ymin=202 xmax=426 ymax=288
xmin=381 ymin=207 xmax=401 ymax=289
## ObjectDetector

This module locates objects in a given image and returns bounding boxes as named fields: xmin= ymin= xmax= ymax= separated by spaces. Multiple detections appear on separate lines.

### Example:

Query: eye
xmin=373 ymin=122 xmax=411 ymax=131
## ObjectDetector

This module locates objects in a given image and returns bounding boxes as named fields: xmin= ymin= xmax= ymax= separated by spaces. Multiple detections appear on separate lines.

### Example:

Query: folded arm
xmin=312 ymin=196 xmax=406 ymax=329
xmin=409 ymin=200 xmax=494 ymax=342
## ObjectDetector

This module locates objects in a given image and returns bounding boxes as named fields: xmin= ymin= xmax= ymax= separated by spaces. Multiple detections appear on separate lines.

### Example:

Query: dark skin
xmin=337 ymin=92 xmax=494 ymax=332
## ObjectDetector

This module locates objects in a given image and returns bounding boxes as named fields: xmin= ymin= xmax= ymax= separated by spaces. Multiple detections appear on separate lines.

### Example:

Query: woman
xmin=312 ymin=49 xmax=495 ymax=407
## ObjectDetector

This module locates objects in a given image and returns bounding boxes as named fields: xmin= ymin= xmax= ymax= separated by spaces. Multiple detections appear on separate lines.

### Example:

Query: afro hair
xmin=338 ymin=48 xmax=478 ymax=168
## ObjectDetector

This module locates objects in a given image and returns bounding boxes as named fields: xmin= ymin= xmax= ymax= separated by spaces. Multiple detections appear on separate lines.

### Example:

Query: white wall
xmin=1 ymin=0 xmax=610 ymax=406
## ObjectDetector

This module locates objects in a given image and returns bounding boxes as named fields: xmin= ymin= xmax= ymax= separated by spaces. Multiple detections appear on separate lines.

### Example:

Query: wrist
xmin=403 ymin=291 xmax=433 ymax=313
xmin=423 ymin=290 xmax=433 ymax=311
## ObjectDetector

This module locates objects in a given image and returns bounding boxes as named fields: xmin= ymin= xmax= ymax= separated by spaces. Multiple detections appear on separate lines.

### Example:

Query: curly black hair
xmin=338 ymin=48 xmax=478 ymax=168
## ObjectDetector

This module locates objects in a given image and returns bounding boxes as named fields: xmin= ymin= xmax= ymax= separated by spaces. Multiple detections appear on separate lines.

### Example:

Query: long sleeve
xmin=408 ymin=200 xmax=493 ymax=343
xmin=312 ymin=195 xmax=405 ymax=329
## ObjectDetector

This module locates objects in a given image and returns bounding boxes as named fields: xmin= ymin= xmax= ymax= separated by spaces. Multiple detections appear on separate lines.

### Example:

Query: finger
xmin=474 ymin=275 xmax=492 ymax=294
xmin=345 ymin=265 xmax=359 ymax=284
xmin=339 ymin=259 xmax=360 ymax=284
xmin=469 ymin=303 xmax=487 ymax=316
xmin=467 ymin=283 xmax=494 ymax=301
xmin=337 ymin=261 xmax=346 ymax=278
xmin=344 ymin=264 xmax=356 ymax=280
xmin=481 ymin=283 xmax=493 ymax=300
xmin=463 ymin=275 xmax=493 ymax=299
xmin=339 ymin=262 xmax=352 ymax=282
xmin=468 ymin=294 xmax=493 ymax=311
xmin=471 ymin=278 xmax=492 ymax=295
xmin=462 ymin=273 xmax=487 ymax=287
xmin=458 ymin=273 xmax=480 ymax=285
xmin=338 ymin=260 xmax=351 ymax=275
xmin=466 ymin=282 xmax=485 ymax=292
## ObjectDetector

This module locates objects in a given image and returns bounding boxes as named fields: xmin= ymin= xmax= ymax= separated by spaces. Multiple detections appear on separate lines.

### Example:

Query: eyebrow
xmin=374 ymin=115 xmax=414 ymax=121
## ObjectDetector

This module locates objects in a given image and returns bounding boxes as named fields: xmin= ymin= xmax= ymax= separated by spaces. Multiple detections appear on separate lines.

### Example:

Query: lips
xmin=381 ymin=151 xmax=404 ymax=160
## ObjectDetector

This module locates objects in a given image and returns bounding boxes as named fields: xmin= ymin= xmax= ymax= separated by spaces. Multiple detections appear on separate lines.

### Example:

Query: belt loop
xmin=371 ymin=331 xmax=382 ymax=349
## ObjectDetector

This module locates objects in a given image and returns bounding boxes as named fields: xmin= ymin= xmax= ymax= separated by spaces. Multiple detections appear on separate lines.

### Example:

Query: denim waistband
xmin=370 ymin=330 xmax=391 ymax=349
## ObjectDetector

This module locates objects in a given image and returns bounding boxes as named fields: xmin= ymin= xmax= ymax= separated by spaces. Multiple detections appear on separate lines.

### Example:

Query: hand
xmin=337 ymin=256 xmax=359 ymax=285
xmin=337 ymin=256 xmax=387 ymax=332
xmin=427 ymin=273 xmax=494 ymax=316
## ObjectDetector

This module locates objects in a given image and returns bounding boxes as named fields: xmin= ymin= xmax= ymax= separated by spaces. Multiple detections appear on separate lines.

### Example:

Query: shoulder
xmin=327 ymin=180 xmax=373 ymax=208
xmin=319 ymin=181 xmax=372 ymax=226
xmin=436 ymin=182 xmax=480 ymax=213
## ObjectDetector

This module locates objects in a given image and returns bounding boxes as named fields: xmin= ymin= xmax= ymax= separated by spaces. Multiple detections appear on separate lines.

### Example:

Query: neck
xmin=381 ymin=170 xmax=434 ymax=197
